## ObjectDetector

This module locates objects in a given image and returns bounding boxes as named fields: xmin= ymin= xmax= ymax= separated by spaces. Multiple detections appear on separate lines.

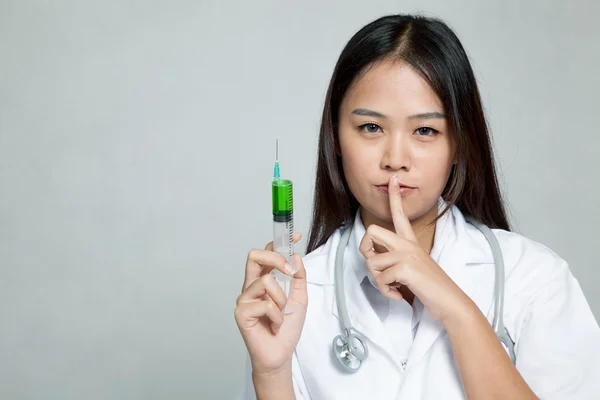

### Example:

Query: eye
xmin=414 ymin=126 xmax=439 ymax=136
xmin=359 ymin=123 xmax=382 ymax=134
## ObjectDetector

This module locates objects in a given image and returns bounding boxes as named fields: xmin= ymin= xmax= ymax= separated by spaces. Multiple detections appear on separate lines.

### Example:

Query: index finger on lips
xmin=388 ymin=175 xmax=418 ymax=242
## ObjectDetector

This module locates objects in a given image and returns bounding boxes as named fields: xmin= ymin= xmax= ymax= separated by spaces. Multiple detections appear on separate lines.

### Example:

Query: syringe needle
xmin=273 ymin=139 xmax=281 ymax=180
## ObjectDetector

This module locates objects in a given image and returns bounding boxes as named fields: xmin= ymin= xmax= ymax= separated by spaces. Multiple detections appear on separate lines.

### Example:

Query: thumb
xmin=291 ymin=253 xmax=306 ymax=279
xmin=289 ymin=253 xmax=308 ymax=306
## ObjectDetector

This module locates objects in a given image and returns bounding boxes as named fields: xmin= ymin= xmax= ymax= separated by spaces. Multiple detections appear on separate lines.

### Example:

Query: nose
xmin=380 ymin=134 xmax=412 ymax=172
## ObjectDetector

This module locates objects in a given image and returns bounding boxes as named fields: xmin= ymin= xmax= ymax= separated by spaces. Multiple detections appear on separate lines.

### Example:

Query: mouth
xmin=375 ymin=184 xmax=416 ymax=195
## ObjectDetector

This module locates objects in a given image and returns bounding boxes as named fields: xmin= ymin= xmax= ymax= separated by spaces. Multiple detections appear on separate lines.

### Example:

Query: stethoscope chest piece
xmin=333 ymin=329 xmax=369 ymax=373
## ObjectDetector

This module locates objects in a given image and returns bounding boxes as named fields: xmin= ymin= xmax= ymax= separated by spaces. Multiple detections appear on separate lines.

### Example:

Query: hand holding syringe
xmin=233 ymin=138 xmax=308 ymax=382
xmin=271 ymin=139 xmax=299 ymax=314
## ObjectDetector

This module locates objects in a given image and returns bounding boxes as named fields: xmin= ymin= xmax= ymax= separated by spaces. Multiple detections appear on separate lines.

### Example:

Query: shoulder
xmin=462 ymin=222 xmax=581 ymax=334
xmin=490 ymin=228 xmax=569 ymax=282
xmin=462 ymin=217 xmax=568 ymax=279
xmin=481 ymin=228 xmax=574 ymax=322
xmin=460 ymin=218 xmax=571 ymax=304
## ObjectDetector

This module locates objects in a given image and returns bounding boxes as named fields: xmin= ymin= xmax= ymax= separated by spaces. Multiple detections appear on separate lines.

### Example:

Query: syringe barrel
xmin=272 ymin=179 xmax=293 ymax=215
xmin=271 ymin=179 xmax=296 ymax=314
xmin=272 ymin=218 xmax=296 ymax=314
xmin=272 ymin=178 xmax=295 ymax=269
xmin=273 ymin=217 xmax=295 ymax=267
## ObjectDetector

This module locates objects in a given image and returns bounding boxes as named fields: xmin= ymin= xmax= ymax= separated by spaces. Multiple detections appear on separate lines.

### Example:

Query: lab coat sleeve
xmin=515 ymin=261 xmax=600 ymax=399
xmin=236 ymin=351 xmax=310 ymax=399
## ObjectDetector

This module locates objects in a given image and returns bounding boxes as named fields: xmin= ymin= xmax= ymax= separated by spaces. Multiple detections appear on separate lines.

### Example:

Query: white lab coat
xmin=238 ymin=205 xmax=600 ymax=399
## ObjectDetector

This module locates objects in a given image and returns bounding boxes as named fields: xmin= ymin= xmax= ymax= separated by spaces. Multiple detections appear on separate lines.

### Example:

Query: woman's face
xmin=338 ymin=59 xmax=455 ymax=227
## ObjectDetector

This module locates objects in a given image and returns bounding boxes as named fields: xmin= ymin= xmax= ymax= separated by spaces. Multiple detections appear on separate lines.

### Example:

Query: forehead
xmin=341 ymin=59 xmax=444 ymax=115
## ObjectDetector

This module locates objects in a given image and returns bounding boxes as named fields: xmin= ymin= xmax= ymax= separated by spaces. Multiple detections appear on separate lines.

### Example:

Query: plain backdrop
xmin=0 ymin=0 xmax=598 ymax=398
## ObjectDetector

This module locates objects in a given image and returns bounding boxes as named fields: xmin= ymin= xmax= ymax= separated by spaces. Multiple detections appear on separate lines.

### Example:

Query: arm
xmin=509 ymin=263 xmax=600 ymax=398
xmin=443 ymin=298 xmax=538 ymax=400
xmin=445 ymin=258 xmax=600 ymax=400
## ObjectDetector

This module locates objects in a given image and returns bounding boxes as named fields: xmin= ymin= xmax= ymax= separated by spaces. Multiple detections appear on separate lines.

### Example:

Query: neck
xmin=360 ymin=204 xmax=438 ymax=254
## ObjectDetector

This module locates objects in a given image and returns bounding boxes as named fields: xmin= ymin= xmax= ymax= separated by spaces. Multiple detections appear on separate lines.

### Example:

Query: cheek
xmin=341 ymin=148 xmax=366 ymax=194
xmin=414 ymin=145 xmax=454 ymax=190
xmin=339 ymin=135 xmax=370 ymax=182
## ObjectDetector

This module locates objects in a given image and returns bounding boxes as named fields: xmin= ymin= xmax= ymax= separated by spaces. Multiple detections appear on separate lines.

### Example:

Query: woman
xmin=235 ymin=14 xmax=600 ymax=399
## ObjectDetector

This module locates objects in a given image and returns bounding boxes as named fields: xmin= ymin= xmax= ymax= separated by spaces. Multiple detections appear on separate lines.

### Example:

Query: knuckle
xmin=401 ymin=261 xmax=412 ymax=275
xmin=233 ymin=304 xmax=243 ymax=321
xmin=406 ymin=241 xmax=419 ymax=251
xmin=236 ymin=286 xmax=253 ymax=304
xmin=247 ymin=248 xmax=259 ymax=261
xmin=366 ymin=258 xmax=375 ymax=270
xmin=266 ymin=300 xmax=279 ymax=314
xmin=407 ymin=253 xmax=419 ymax=263
xmin=261 ymin=274 xmax=274 ymax=286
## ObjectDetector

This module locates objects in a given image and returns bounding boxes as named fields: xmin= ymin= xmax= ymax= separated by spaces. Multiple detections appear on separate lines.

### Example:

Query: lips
xmin=375 ymin=184 xmax=415 ymax=194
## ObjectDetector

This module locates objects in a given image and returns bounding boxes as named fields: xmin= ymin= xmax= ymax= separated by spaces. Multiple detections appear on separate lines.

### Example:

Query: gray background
xmin=1 ymin=0 xmax=598 ymax=398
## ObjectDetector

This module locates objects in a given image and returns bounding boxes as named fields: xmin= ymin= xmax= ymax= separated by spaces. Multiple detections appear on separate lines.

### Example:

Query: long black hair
xmin=306 ymin=14 xmax=510 ymax=254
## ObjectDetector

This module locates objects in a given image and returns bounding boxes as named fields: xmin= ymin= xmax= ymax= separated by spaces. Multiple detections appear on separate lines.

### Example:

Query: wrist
xmin=441 ymin=292 xmax=480 ymax=327
xmin=252 ymin=361 xmax=292 ymax=381
xmin=252 ymin=362 xmax=294 ymax=399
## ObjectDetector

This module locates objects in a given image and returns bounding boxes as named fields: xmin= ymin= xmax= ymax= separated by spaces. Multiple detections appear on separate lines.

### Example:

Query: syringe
xmin=271 ymin=139 xmax=298 ymax=314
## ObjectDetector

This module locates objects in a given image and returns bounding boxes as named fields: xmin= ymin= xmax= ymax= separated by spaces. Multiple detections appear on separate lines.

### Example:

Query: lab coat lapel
xmin=407 ymin=208 xmax=494 ymax=371
xmin=330 ymin=244 xmax=404 ymax=373
xmin=406 ymin=255 xmax=462 ymax=370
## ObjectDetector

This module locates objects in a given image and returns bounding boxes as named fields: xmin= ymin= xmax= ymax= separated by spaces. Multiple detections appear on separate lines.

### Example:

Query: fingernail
xmin=285 ymin=263 xmax=297 ymax=275
xmin=284 ymin=305 xmax=294 ymax=314
xmin=392 ymin=175 xmax=399 ymax=185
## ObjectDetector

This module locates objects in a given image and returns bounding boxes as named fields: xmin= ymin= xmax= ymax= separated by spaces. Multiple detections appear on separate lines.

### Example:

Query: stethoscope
xmin=332 ymin=216 xmax=516 ymax=373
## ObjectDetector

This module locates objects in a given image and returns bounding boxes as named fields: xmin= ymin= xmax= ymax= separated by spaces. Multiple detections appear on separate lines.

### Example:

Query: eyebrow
xmin=351 ymin=108 xmax=388 ymax=119
xmin=408 ymin=112 xmax=446 ymax=120
xmin=351 ymin=108 xmax=446 ymax=120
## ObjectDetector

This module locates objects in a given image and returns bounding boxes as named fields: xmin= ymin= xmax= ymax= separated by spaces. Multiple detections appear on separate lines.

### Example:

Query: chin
xmin=360 ymin=202 xmax=395 ymax=223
